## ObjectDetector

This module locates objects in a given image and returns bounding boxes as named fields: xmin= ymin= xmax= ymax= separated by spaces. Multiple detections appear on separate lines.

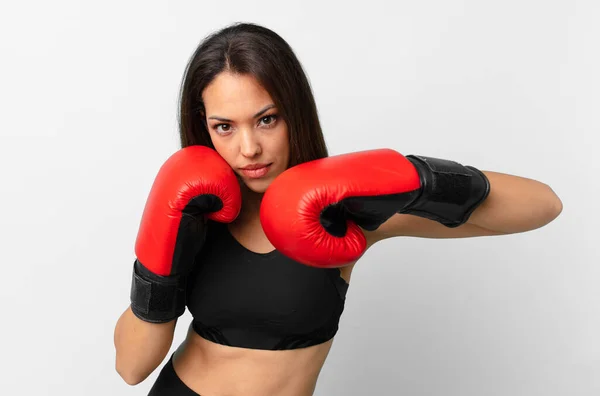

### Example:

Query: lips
xmin=240 ymin=163 xmax=271 ymax=170
xmin=239 ymin=163 xmax=272 ymax=179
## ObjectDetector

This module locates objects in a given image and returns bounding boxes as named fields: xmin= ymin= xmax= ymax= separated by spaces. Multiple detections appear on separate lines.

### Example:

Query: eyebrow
xmin=207 ymin=104 xmax=276 ymax=122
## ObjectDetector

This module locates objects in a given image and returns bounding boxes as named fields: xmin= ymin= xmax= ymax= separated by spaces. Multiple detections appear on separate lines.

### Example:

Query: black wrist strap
xmin=130 ymin=259 xmax=186 ymax=323
xmin=403 ymin=155 xmax=491 ymax=228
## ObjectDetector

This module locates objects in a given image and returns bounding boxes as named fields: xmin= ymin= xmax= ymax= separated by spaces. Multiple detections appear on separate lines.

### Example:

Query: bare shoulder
xmin=337 ymin=228 xmax=380 ymax=282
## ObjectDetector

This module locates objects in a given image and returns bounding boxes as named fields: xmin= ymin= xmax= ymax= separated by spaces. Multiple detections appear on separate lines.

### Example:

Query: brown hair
xmin=177 ymin=22 xmax=328 ymax=167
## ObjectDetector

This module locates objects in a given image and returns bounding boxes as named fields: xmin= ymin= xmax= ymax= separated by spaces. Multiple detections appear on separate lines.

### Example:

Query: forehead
xmin=202 ymin=72 xmax=274 ymax=115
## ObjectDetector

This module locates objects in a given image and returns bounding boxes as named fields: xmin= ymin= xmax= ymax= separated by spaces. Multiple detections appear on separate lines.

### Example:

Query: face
xmin=202 ymin=72 xmax=290 ymax=194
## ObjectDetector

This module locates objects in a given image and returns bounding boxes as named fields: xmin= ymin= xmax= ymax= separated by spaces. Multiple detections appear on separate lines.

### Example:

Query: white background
xmin=0 ymin=0 xmax=597 ymax=395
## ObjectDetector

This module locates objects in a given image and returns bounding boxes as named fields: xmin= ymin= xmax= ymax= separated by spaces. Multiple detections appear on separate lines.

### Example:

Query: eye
xmin=215 ymin=124 xmax=231 ymax=133
xmin=259 ymin=114 xmax=278 ymax=127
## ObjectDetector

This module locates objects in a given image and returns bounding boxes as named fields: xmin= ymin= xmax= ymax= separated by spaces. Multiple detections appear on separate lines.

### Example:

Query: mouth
xmin=239 ymin=163 xmax=272 ymax=179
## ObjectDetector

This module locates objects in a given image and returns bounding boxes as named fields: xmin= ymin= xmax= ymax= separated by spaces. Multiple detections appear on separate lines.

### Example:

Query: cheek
xmin=280 ymin=141 xmax=290 ymax=164
xmin=209 ymin=138 xmax=236 ymax=167
xmin=274 ymin=127 xmax=290 ymax=161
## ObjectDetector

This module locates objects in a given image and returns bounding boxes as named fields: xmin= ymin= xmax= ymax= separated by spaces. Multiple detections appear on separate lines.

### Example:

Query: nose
xmin=239 ymin=128 xmax=261 ymax=158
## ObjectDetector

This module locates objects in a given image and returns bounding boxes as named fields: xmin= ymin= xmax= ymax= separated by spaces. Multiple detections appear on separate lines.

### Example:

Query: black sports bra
xmin=185 ymin=220 xmax=349 ymax=350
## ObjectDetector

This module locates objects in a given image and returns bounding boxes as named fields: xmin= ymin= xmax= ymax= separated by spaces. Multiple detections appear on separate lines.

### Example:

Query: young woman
xmin=113 ymin=22 xmax=563 ymax=396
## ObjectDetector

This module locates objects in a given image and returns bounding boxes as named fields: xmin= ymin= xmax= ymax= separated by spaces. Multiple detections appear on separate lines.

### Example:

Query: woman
xmin=114 ymin=22 xmax=563 ymax=396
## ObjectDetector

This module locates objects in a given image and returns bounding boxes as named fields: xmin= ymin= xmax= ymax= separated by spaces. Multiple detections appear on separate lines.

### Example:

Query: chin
xmin=241 ymin=177 xmax=274 ymax=194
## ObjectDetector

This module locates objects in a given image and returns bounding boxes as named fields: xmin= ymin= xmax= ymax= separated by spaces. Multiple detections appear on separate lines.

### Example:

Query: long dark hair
xmin=177 ymin=22 xmax=328 ymax=167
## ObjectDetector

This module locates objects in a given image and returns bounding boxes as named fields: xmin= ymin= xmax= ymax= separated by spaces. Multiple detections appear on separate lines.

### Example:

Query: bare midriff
xmin=172 ymin=324 xmax=335 ymax=396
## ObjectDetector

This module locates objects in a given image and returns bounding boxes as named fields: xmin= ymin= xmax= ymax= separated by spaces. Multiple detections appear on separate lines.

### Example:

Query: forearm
xmin=113 ymin=305 xmax=176 ymax=385
xmin=467 ymin=171 xmax=563 ymax=234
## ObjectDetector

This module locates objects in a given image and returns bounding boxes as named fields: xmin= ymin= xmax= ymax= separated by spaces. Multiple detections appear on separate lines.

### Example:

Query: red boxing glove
xmin=260 ymin=149 xmax=489 ymax=268
xmin=131 ymin=146 xmax=241 ymax=322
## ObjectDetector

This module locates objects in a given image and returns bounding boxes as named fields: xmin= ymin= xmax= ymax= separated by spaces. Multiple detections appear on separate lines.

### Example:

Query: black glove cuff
xmin=130 ymin=259 xmax=186 ymax=323
xmin=403 ymin=155 xmax=491 ymax=228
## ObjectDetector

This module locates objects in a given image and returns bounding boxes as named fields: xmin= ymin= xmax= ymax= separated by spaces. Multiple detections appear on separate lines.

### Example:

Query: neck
xmin=234 ymin=184 xmax=263 ymax=225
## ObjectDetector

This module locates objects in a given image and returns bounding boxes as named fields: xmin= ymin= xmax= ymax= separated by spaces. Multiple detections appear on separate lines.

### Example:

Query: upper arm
xmin=369 ymin=213 xmax=507 ymax=243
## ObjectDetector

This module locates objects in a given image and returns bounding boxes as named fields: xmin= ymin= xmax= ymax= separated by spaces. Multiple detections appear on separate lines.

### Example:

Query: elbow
xmin=529 ymin=189 xmax=563 ymax=232
xmin=517 ymin=187 xmax=563 ymax=233
xmin=116 ymin=367 xmax=148 ymax=386
xmin=553 ymin=195 xmax=563 ymax=218
xmin=115 ymin=359 xmax=150 ymax=386
xmin=546 ymin=187 xmax=563 ymax=222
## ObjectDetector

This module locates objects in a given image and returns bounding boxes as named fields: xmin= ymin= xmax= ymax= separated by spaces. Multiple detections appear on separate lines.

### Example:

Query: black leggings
xmin=147 ymin=353 xmax=200 ymax=396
